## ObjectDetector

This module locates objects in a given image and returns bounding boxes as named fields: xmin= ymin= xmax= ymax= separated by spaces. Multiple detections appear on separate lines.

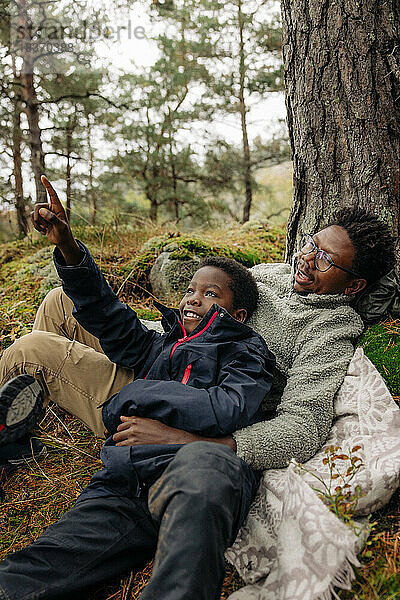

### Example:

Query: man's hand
xmin=113 ymin=416 xmax=196 ymax=446
xmin=113 ymin=415 xmax=237 ymax=452
xmin=31 ymin=175 xmax=82 ymax=265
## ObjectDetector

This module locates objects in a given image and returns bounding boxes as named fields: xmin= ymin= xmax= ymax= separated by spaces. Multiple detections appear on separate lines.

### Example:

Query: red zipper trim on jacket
xmin=170 ymin=310 xmax=219 ymax=358
xmin=0 ymin=424 xmax=4 ymax=433
xmin=178 ymin=320 xmax=186 ymax=337
xmin=181 ymin=364 xmax=192 ymax=384
xmin=144 ymin=320 xmax=186 ymax=380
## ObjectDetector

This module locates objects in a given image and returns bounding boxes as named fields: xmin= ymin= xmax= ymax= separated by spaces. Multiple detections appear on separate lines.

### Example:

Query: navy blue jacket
xmin=54 ymin=242 xmax=275 ymax=499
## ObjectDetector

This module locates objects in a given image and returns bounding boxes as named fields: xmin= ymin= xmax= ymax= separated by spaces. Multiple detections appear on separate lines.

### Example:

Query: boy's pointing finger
xmin=40 ymin=175 xmax=63 ymax=211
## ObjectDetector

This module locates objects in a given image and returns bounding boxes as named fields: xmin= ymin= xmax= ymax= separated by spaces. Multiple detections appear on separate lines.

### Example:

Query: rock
xmin=150 ymin=252 xmax=201 ymax=299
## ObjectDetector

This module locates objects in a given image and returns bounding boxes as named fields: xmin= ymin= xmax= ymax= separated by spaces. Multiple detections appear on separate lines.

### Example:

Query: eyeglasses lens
xmin=300 ymin=235 xmax=332 ymax=272
xmin=315 ymin=252 xmax=331 ymax=272
xmin=300 ymin=236 xmax=314 ymax=253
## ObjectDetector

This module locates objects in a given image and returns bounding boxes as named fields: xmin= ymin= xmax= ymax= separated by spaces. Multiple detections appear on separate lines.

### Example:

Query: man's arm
xmin=113 ymin=415 xmax=237 ymax=450
xmin=103 ymin=345 xmax=275 ymax=437
xmin=231 ymin=309 xmax=364 ymax=470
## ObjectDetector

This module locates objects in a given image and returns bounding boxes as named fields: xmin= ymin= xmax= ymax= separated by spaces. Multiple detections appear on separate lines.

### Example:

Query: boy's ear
xmin=233 ymin=308 xmax=247 ymax=323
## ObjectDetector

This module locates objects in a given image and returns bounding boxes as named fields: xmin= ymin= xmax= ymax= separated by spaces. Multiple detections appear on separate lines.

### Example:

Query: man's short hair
xmin=199 ymin=256 xmax=258 ymax=321
xmin=331 ymin=207 xmax=396 ymax=284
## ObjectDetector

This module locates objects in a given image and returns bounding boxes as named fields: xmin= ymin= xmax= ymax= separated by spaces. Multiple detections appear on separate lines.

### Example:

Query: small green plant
xmin=298 ymin=445 xmax=365 ymax=533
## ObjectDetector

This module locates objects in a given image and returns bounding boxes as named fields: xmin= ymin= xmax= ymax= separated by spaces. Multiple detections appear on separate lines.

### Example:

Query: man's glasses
xmin=299 ymin=234 xmax=359 ymax=277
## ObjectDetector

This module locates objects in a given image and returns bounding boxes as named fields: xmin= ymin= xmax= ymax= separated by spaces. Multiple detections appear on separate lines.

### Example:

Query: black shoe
xmin=0 ymin=435 xmax=48 ymax=501
xmin=0 ymin=435 xmax=48 ymax=467
xmin=0 ymin=375 xmax=44 ymax=446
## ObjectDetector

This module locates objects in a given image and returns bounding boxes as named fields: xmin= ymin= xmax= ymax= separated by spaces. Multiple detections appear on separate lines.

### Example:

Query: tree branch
xmin=38 ymin=92 xmax=140 ymax=111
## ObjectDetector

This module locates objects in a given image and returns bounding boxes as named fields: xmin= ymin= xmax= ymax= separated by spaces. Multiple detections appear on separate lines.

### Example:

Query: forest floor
xmin=0 ymin=223 xmax=399 ymax=599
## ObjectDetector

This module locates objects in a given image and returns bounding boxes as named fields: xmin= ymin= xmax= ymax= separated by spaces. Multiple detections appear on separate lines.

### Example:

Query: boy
xmin=0 ymin=177 xmax=274 ymax=599
xmin=80 ymin=251 xmax=275 ymax=500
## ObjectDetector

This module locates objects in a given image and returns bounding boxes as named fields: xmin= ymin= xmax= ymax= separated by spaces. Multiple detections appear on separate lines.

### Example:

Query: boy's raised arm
xmin=33 ymin=176 xmax=160 ymax=370
xmin=32 ymin=176 xmax=82 ymax=265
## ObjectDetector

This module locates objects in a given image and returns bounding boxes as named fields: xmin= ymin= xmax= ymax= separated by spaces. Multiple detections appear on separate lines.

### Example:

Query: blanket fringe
xmin=314 ymin=553 xmax=360 ymax=600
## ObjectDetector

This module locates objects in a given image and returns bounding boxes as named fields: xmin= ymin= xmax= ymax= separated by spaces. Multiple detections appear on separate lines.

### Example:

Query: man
xmin=0 ymin=178 xmax=396 ymax=599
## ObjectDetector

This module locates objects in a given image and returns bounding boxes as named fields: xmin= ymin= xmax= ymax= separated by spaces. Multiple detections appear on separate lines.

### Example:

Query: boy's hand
xmin=31 ymin=175 xmax=82 ymax=265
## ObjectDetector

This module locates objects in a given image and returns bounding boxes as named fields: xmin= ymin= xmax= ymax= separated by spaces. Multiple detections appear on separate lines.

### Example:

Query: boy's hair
xmin=330 ymin=207 xmax=396 ymax=285
xmin=199 ymin=256 xmax=259 ymax=321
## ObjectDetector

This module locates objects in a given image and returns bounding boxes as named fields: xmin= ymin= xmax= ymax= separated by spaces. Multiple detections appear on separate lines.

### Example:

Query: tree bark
xmin=86 ymin=113 xmax=97 ymax=225
xmin=281 ymin=0 xmax=400 ymax=267
xmin=17 ymin=0 xmax=46 ymax=204
xmin=11 ymin=62 xmax=29 ymax=236
xmin=238 ymin=0 xmax=253 ymax=223
xmin=66 ymin=125 xmax=72 ymax=221
xmin=145 ymin=178 xmax=158 ymax=222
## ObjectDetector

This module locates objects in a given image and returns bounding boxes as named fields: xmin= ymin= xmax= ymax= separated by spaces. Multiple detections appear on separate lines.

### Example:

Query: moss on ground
xmin=358 ymin=320 xmax=400 ymax=396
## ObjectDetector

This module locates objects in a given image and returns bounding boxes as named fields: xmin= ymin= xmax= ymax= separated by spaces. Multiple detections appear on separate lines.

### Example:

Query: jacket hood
xmin=153 ymin=299 xmax=255 ymax=343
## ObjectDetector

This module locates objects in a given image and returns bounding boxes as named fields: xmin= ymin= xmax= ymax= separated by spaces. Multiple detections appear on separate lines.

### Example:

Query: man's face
xmin=294 ymin=225 xmax=361 ymax=295
xmin=179 ymin=266 xmax=241 ymax=334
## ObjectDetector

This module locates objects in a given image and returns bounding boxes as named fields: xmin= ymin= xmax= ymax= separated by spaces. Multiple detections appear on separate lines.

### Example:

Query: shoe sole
xmin=0 ymin=375 xmax=44 ymax=446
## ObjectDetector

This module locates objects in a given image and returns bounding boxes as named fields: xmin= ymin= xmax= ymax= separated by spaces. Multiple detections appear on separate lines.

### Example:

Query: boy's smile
xmin=179 ymin=266 xmax=244 ymax=334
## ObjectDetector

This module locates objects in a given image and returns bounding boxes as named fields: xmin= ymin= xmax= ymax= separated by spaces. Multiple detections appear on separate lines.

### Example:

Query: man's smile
xmin=295 ymin=262 xmax=315 ymax=286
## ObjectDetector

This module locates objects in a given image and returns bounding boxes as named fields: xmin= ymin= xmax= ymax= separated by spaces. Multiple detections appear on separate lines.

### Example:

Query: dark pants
xmin=0 ymin=442 xmax=260 ymax=600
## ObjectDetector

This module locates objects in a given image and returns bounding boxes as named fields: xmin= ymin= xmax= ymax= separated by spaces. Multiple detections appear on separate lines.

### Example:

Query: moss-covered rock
xmin=15 ymin=247 xmax=61 ymax=299
xmin=150 ymin=252 xmax=202 ymax=298
xmin=358 ymin=319 xmax=400 ymax=396
xmin=124 ymin=225 xmax=286 ymax=301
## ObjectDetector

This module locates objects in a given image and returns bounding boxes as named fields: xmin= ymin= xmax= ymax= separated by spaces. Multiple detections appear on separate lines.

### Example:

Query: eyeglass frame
xmin=299 ymin=233 xmax=360 ymax=278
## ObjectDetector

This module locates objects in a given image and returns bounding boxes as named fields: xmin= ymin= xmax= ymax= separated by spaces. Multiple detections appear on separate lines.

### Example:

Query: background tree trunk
xmin=11 ymin=60 xmax=28 ymax=236
xmin=66 ymin=126 xmax=72 ymax=222
xmin=282 ymin=0 xmax=400 ymax=268
xmin=238 ymin=0 xmax=253 ymax=223
xmin=16 ymin=0 xmax=46 ymax=204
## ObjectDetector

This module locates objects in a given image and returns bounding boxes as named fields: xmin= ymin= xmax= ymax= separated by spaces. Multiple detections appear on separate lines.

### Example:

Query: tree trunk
xmin=169 ymin=136 xmax=180 ymax=221
xmin=11 ymin=64 xmax=29 ymax=236
xmin=238 ymin=0 xmax=253 ymax=223
xmin=17 ymin=0 xmax=46 ymax=204
xmin=145 ymin=181 xmax=158 ymax=222
xmin=66 ymin=126 xmax=72 ymax=221
xmin=86 ymin=113 xmax=97 ymax=225
xmin=281 ymin=0 xmax=400 ymax=267
xmin=148 ymin=193 xmax=158 ymax=222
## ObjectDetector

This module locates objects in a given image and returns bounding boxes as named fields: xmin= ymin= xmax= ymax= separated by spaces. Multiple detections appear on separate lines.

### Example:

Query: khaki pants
xmin=0 ymin=287 xmax=134 ymax=437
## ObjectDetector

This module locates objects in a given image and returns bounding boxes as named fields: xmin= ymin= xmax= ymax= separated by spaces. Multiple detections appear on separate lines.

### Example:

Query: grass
xmin=0 ymin=224 xmax=399 ymax=598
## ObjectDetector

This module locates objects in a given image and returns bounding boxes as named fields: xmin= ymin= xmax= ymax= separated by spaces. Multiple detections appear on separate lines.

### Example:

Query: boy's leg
xmin=0 ymin=287 xmax=133 ymax=437
xmin=0 ymin=494 xmax=158 ymax=600
xmin=142 ymin=441 xmax=260 ymax=600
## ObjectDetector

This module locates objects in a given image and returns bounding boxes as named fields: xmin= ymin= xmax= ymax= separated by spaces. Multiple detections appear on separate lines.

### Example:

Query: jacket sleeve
xmin=102 ymin=347 xmax=275 ymax=437
xmin=53 ymin=241 xmax=161 ymax=369
xmin=232 ymin=309 xmax=363 ymax=470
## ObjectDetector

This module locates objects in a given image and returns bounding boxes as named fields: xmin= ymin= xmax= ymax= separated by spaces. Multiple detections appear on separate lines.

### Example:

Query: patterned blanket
xmin=226 ymin=348 xmax=400 ymax=600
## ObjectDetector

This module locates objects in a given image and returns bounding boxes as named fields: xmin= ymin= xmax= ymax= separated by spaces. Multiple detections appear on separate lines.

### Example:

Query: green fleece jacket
xmin=232 ymin=262 xmax=364 ymax=471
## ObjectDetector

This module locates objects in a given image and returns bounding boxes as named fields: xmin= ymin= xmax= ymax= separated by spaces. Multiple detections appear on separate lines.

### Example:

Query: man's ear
xmin=233 ymin=308 xmax=247 ymax=323
xmin=344 ymin=278 xmax=367 ymax=296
